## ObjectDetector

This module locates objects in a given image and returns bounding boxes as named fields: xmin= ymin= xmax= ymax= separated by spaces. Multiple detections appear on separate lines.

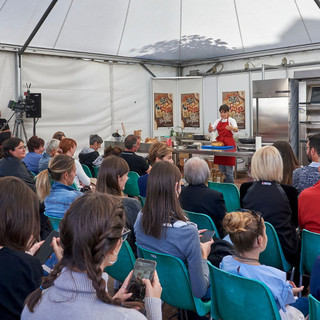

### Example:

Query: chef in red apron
xmin=208 ymin=104 xmax=238 ymax=183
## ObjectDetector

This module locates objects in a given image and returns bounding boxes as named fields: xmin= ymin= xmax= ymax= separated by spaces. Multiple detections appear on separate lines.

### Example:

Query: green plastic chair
xmin=259 ymin=222 xmax=292 ymax=273
xmin=137 ymin=245 xmax=211 ymax=317
xmin=123 ymin=171 xmax=140 ymax=197
xmin=69 ymin=182 xmax=80 ymax=191
xmin=184 ymin=210 xmax=220 ymax=239
xmin=299 ymin=229 xmax=320 ymax=287
xmin=93 ymin=166 xmax=99 ymax=178
xmin=208 ymin=262 xmax=281 ymax=320
xmin=105 ymin=241 xmax=136 ymax=282
xmin=44 ymin=213 xmax=62 ymax=231
xmin=81 ymin=164 xmax=93 ymax=178
xmin=138 ymin=195 xmax=146 ymax=207
xmin=208 ymin=182 xmax=241 ymax=213
xmin=309 ymin=294 xmax=320 ymax=320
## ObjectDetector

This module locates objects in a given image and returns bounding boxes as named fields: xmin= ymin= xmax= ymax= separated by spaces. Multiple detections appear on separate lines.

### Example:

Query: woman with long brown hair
xmin=0 ymin=176 xmax=43 ymax=319
xmin=272 ymin=141 xmax=299 ymax=185
xmin=134 ymin=161 xmax=213 ymax=299
xmin=22 ymin=192 xmax=162 ymax=320
xmin=96 ymin=156 xmax=141 ymax=253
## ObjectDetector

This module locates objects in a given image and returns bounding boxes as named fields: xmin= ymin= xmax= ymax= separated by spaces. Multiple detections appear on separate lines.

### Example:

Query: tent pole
xmin=18 ymin=0 xmax=58 ymax=66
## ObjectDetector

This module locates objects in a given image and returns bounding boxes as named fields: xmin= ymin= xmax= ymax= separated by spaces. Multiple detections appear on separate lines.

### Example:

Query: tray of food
xmin=201 ymin=145 xmax=234 ymax=150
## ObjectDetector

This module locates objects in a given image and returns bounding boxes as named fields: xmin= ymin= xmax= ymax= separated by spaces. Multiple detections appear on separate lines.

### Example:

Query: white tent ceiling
xmin=0 ymin=0 xmax=320 ymax=63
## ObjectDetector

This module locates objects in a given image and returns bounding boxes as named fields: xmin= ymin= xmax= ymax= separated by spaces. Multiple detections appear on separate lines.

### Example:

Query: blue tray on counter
xmin=201 ymin=145 xmax=234 ymax=150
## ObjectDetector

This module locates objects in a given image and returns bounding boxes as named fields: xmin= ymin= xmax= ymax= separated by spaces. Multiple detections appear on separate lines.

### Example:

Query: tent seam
xmin=233 ymin=0 xmax=244 ymax=53
xmin=117 ymin=0 xmax=131 ymax=56
xmin=53 ymin=0 xmax=74 ymax=49
xmin=294 ymin=0 xmax=312 ymax=43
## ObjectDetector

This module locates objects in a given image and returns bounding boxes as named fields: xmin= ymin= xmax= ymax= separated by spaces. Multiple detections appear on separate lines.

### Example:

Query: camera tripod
xmin=12 ymin=111 xmax=28 ymax=141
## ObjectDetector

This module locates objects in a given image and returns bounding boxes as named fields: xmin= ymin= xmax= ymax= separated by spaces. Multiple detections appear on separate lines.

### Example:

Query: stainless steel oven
xmin=298 ymin=81 xmax=320 ymax=165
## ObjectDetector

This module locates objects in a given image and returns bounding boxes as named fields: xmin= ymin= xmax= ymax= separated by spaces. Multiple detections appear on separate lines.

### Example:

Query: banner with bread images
xmin=222 ymin=91 xmax=245 ymax=129
xmin=154 ymin=93 xmax=173 ymax=129
xmin=181 ymin=93 xmax=200 ymax=128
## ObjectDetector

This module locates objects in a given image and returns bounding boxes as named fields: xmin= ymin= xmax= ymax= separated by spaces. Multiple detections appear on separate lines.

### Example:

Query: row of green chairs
xmin=102 ymin=225 xmax=320 ymax=319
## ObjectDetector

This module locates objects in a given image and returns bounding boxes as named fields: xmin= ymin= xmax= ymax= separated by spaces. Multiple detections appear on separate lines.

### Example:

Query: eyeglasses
xmin=121 ymin=228 xmax=131 ymax=242
xmin=16 ymin=145 xmax=26 ymax=150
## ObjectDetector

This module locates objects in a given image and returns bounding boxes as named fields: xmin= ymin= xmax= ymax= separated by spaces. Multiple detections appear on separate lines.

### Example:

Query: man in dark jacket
xmin=79 ymin=134 xmax=103 ymax=175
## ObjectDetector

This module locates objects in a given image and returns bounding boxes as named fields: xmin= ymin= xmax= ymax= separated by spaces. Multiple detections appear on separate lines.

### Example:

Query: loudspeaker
xmin=26 ymin=93 xmax=41 ymax=118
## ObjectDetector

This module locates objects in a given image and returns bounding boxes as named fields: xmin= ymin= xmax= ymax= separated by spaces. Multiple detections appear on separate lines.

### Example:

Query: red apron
xmin=213 ymin=117 xmax=236 ymax=166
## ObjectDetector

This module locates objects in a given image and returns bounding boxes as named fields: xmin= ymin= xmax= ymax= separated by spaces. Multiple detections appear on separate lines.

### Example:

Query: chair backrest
xmin=93 ymin=166 xmax=99 ymax=178
xmin=137 ymin=245 xmax=210 ymax=316
xmin=123 ymin=171 xmax=140 ymax=197
xmin=138 ymin=195 xmax=146 ymax=207
xmin=81 ymin=164 xmax=93 ymax=178
xmin=300 ymin=229 xmax=320 ymax=276
xmin=259 ymin=222 xmax=292 ymax=272
xmin=44 ymin=213 xmax=62 ymax=231
xmin=309 ymin=294 xmax=320 ymax=320
xmin=105 ymin=241 xmax=136 ymax=282
xmin=184 ymin=210 xmax=220 ymax=239
xmin=208 ymin=182 xmax=240 ymax=213
xmin=208 ymin=262 xmax=281 ymax=320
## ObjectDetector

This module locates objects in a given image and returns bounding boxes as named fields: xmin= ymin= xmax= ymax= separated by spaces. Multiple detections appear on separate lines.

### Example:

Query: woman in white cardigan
xmin=59 ymin=138 xmax=96 ymax=189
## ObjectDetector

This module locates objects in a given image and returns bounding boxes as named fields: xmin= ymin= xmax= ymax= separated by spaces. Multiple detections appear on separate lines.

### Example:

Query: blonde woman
xmin=240 ymin=146 xmax=300 ymax=266
xmin=36 ymin=154 xmax=82 ymax=218
xmin=221 ymin=210 xmax=306 ymax=319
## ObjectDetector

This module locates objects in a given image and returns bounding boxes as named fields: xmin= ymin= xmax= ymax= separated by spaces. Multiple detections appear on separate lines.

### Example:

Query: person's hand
xmin=226 ymin=125 xmax=233 ymax=131
xmin=289 ymin=281 xmax=304 ymax=296
xmin=142 ymin=270 xmax=162 ymax=299
xmin=52 ymin=237 xmax=63 ymax=261
xmin=200 ymin=238 xmax=213 ymax=260
xmin=113 ymin=270 xmax=134 ymax=302
xmin=26 ymin=240 xmax=44 ymax=256
xmin=198 ymin=229 xmax=207 ymax=237
xmin=208 ymin=123 xmax=214 ymax=133
xmin=90 ymin=178 xmax=97 ymax=186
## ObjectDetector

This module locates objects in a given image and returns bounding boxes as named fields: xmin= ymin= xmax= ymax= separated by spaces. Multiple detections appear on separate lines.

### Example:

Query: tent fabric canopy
xmin=0 ymin=0 xmax=320 ymax=63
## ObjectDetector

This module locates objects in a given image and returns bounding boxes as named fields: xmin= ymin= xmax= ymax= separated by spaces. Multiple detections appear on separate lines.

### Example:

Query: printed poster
xmin=222 ymin=91 xmax=245 ymax=129
xmin=154 ymin=93 xmax=173 ymax=129
xmin=181 ymin=93 xmax=200 ymax=128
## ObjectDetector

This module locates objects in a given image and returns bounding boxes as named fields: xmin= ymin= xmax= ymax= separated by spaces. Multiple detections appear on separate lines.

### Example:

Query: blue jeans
xmin=218 ymin=165 xmax=234 ymax=184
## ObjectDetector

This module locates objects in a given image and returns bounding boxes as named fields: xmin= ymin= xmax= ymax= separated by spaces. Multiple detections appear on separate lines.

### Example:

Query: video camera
xmin=8 ymin=84 xmax=35 ymax=113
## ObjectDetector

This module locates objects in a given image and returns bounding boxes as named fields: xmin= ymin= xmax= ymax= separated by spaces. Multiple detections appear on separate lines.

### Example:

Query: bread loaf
xmin=211 ymin=141 xmax=224 ymax=147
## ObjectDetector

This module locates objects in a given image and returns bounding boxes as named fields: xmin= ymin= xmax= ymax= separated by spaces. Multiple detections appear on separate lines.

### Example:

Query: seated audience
xmin=121 ymin=134 xmax=151 ymax=176
xmin=96 ymin=156 xmax=141 ymax=253
xmin=38 ymin=138 xmax=60 ymax=172
xmin=240 ymin=146 xmax=300 ymax=266
xmin=59 ymin=138 xmax=95 ymax=189
xmin=23 ymin=135 xmax=45 ymax=175
xmin=134 ymin=161 xmax=212 ymax=299
xmin=36 ymin=154 xmax=82 ymax=218
xmin=52 ymin=131 xmax=65 ymax=141
xmin=273 ymin=141 xmax=299 ymax=185
xmin=138 ymin=142 xmax=173 ymax=197
xmin=180 ymin=157 xmax=227 ymax=236
xmin=93 ymin=145 xmax=123 ymax=167
xmin=79 ymin=134 xmax=103 ymax=175
xmin=221 ymin=210 xmax=306 ymax=318
xmin=0 ymin=177 xmax=43 ymax=320
xmin=0 ymin=138 xmax=36 ymax=191
xmin=293 ymin=133 xmax=320 ymax=195
xmin=22 ymin=192 xmax=162 ymax=320
xmin=298 ymin=163 xmax=320 ymax=233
